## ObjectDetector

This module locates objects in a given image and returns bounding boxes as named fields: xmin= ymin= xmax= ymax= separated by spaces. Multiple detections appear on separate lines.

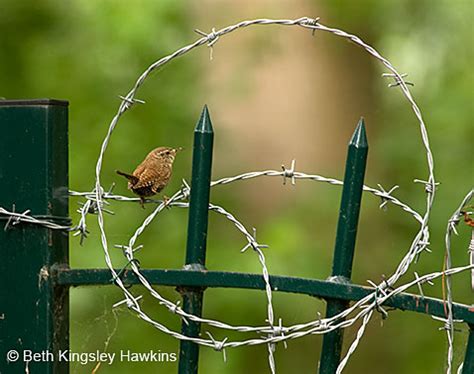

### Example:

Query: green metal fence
xmin=1 ymin=99 xmax=473 ymax=374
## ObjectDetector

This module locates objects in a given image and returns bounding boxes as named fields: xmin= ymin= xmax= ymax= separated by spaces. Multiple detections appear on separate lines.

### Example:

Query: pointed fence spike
xmin=349 ymin=117 xmax=368 ymax=148
xmin=195 ymin=104 xmax=213 ymax=133
xmin=319 ymin=117 xmax=369 ymax=374
xmin=179 ymin=105 xmax=215 ymax=374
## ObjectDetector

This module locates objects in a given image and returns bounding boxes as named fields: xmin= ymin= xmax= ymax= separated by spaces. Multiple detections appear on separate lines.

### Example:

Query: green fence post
xmin=178 ymin=105 xmax=214 ymax=374
xmin=462 ymin=324 xmax=474 ymax=374
xmin=318 ymin=118 xmax=368 ymax=374
xmin=0 ymin=99 xmax=69 ymax=373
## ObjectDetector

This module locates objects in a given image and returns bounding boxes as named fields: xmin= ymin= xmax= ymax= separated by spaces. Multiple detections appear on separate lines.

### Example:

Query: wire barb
xmin=181 ymin=179 xmax=191 ymax=200
xmin=301 ymin=17 xmax=320 ymax=36
xmin=195 ymin=27 xmax=219 ymax=60
xmin=112 ymin=295 xmax=143 ymax=309
xmin=414 ymin=178 xmax=439 ymax=194
xmin=170 ymin=301 xmax=189 ymax=326
xmin=367 ymin=280 xmax=389 ymax=319
xmin=382 ymin=72 xmax=414 ymax=88
xmin=281 ymin=159 xmax=296 ymax=186
xmin=1 ymin=205 xmax=70 ymax=232
xmin=377 ymin=184 xmax=399 ymax=211
xmin=413 ymin=271 xmax=433 ymax=298
xmin=119 ymin=95 xmax=146 ymax=110
xmin=240 ymin=227 xmax=269 ymax=253
xmin=432 ymin=315 xmax=463 ymax=332
xmin=206 ymin=332 xmax=228 ymax=362
xmin=273 ymin=318 xmax=288 ymax=349
xmin=114 ymin=244 xmax=144 ymax=255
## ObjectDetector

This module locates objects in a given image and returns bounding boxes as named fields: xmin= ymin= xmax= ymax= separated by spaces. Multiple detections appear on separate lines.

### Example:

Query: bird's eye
xmin=165 ymin=151 xmax=170 ymax=155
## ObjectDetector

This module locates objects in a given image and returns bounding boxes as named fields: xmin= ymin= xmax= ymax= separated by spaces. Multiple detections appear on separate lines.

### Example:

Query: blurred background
xmin=1 ymin=0 xmax=472 ymax=372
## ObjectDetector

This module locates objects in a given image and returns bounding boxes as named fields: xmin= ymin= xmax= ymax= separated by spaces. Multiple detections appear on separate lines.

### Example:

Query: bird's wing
xmin=151 ymin=167 xmax=172 ymax=194
xmin=132 ymin=166 xmax=158 ymax=190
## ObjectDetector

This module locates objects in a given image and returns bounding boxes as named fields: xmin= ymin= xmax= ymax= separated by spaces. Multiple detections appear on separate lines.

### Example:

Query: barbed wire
xmin=2 ymin=190 xmax=471 ymax=369
xmin=443 ymin=189 xmax=474 ymax=372
xmin=3 ymin=182 xmax=471 ymax=350
xmin=107 ymin=263 xmax=473 ymax=346
xmin=67 ymin=174 xmax=417 ymax=332
xmin=0 ymin=206 xmax=71 ymax=231
xmin=2 ymin=16 xmax=471 ymax=373
xmin=68 ymin=167 xmax=422 ymax=233
xmin=67 ymin=165 xmax=426 ymax=374
xmin=68 ymin=166 xmax=427 ymax=373
xmin=84 ymin=16 xmax=440 ymax=372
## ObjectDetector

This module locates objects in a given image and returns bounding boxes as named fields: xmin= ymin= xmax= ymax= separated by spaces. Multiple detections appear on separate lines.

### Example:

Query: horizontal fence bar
xmin=54 ymin=268 xmax=474 ymax=324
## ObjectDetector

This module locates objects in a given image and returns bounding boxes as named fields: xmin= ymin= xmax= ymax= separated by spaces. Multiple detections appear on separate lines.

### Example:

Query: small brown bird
xmin=116 ymin=147 xmax=180 ymax=207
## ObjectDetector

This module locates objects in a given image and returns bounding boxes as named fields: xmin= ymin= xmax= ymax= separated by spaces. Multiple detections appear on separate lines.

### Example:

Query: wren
xmin=116 ymin=147 xmax=181 ymax=207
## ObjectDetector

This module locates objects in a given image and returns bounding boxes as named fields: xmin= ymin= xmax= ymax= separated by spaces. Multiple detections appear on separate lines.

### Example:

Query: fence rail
xmin=54 ymin=268 xmax=474 ymax=324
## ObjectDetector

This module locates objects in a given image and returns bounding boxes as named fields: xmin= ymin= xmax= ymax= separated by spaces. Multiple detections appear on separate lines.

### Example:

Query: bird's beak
xmin=175 ymin=147 xmax=184 ymax=153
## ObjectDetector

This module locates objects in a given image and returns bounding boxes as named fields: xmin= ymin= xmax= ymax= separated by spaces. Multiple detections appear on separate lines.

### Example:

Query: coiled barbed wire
xmin=2 ymin=16 xmax=470 ymax=374
xmin=89 ymin=17 xmax=439 ymax=373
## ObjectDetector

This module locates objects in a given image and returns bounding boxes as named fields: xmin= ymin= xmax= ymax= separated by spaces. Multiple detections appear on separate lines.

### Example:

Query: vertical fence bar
xmin=318 ymin=118 xmax=368 ymax=374
xmin=178 ymin=105 xmax=214 ymax=374
xmin=0 ymin=99 xmax=69 ymax=373
xmin=462 ymin=324 xmax=474 ymax=374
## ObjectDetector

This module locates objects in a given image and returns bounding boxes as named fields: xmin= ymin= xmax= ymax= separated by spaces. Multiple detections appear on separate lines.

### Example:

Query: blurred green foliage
xmin=1 ymin=1 xmax=472 ymax=373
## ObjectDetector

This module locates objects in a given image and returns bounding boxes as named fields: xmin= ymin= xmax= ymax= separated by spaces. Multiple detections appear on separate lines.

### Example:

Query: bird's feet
xmin=162 ymin=195 xmax=171 ymax=210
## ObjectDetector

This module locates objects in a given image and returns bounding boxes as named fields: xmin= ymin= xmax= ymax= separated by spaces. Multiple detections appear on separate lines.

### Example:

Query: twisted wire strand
xmin=66 ymin=16 xmax=456 ymax=372
xmin=70 ymin=184 xmax=473 ymax=347
xmin=68 ymin=167 xmax=421 ymax=337
xmin=0 ymin=207 xmax=71 ymax=231
xmin=0 ymin=16 xmax=465 ymax=373
xmin=443 ymin=189 xmax=474 ymax=373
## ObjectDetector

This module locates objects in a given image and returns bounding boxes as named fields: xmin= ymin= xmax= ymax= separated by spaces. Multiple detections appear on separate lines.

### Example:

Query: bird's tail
xmin=116 ymin=170 xmax=139 ymax=184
